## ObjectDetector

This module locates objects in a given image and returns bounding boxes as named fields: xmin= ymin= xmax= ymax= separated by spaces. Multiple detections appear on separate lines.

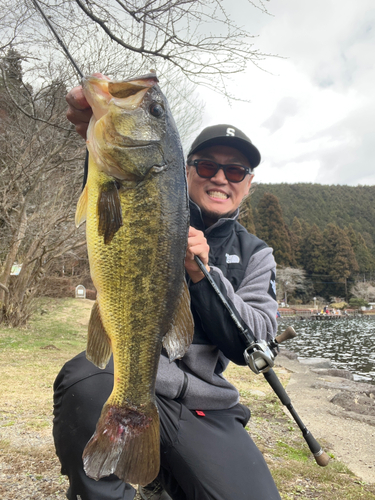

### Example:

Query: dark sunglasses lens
xmin=225 ymin=166 xmax=246 ymax=182
xmin=194 ymin=160 xmax=247 ymax=182
xmin=196 ymin=161 xmax=218 ymax=178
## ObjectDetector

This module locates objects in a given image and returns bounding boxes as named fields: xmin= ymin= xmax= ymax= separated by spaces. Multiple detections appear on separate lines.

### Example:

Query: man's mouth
xmin=207 ymin=190 xmax=229 ymax=200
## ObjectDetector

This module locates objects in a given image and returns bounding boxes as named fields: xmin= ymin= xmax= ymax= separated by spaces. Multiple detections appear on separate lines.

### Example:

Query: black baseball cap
xmin=188 ymin=124 xmax=261 ymax=169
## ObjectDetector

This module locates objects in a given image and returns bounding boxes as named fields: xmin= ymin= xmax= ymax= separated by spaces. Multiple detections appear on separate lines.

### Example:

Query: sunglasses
xmin=188 ymin=159 xmax=252 ymax=183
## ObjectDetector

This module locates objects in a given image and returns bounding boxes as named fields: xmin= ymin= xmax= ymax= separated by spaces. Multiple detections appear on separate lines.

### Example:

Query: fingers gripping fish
xmin=75 ymin=73 xmax=194 ymax=486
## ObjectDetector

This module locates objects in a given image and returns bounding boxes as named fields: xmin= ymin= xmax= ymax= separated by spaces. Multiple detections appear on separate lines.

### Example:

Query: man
xmin=53 ymin=85 xmax=281 ymax=500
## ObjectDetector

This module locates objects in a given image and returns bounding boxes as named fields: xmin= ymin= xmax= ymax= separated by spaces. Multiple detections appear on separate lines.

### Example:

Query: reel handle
xmin=275 ymin=326 xmax=297 ymax=344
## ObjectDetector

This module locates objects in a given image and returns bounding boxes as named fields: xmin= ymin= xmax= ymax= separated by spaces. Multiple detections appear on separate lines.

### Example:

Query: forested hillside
xmin=249 ymin=184 xmax=375 ymax=250
xmin=239 ymin=184 xmax=375 ymax=302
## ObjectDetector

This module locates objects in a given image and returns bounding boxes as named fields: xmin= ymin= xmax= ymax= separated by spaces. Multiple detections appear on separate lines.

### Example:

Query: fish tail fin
xmin=83 ymin=401 xmax=160 ymax=486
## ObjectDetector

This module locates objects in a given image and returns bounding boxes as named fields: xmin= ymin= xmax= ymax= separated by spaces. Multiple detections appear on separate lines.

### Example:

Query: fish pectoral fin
xmin=163 ymin=279 xmax=194 ymax=361
xmin=98 ymin=181 xmax=123 ymax=245
xmin=86 ymin=301 xmax=112 ymax=369
xmin=75 ymin=184 xmax=88 ymax=227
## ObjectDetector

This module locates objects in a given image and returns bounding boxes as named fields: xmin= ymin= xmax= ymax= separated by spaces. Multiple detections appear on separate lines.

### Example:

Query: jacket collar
xmin=189 ymin=199 xmax=238 ymax=237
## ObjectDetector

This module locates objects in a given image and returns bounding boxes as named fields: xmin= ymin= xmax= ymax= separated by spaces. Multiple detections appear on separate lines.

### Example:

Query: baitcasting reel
xmin=244 ymin=339 xmax=276 ymax=374
xmin=243 ymin=326 xmax=297 ymax=375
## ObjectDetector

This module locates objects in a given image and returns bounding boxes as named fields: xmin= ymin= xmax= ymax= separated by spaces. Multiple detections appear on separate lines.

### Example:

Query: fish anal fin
xmin=87 ymin=301 xmax=112 ymax=369
xmin=163 ymin=279 xmax=194 ymax=361
xmin=97 ymin=181 xmax=123 ymax=245
xmin=75 ymin=184 xmax=88 ymax=227
xmin=83 ymin=402 xmax=160 ymax=486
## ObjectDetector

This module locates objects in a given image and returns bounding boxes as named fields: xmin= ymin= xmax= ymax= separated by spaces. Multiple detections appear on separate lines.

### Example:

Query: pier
xmin=310 ymin=314 xmax=345 ymax=321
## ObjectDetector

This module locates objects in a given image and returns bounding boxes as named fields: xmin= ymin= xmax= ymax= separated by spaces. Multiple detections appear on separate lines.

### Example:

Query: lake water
xmin=277 ymin=316 xmax=375 ymax=385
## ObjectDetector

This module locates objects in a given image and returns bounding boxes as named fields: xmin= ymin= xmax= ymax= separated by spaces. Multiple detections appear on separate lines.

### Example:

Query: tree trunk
xmin=0 ymin=195 xmax=27 ymax=323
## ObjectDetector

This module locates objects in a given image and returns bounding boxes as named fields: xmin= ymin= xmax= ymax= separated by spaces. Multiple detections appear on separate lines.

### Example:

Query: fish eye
xmin=149 ymin=102 xmax=164 ymax=118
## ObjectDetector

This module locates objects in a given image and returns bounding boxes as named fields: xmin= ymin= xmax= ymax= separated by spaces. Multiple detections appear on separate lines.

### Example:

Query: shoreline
xmin=275 ymin=350 xmax=375 ymax=483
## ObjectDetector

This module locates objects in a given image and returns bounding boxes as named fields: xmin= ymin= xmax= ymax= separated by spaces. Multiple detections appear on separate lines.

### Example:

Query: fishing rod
xmin=194 ymin=255 xmax=330 ymax=467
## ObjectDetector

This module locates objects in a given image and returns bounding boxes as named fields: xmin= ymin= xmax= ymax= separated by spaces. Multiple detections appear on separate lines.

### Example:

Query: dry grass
xmin=1 ymin=298 xmax=375 ymax=499
xmin=0 ymin=298 xmax=90 ymax=499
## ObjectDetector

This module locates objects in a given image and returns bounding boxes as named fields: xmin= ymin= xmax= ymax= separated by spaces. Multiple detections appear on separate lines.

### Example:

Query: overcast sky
xmin=197 ymin=0 xmax=375 ymax=186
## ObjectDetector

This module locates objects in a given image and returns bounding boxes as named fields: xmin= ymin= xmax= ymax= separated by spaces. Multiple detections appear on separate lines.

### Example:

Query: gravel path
xmin=275 ymin=351 xmax=375 ymax=483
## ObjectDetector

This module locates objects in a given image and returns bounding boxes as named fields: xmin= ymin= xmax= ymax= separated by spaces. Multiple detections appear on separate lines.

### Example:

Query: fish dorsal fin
xmin=163 ymin=279 xmax=194 ymax=361
xmin=86 ymin=301 xmax=112 ymax=369
xmin=75 ymin=184 xmax=88 ymax=227
xmin=98 ymin=182 xmax=123 ymax=244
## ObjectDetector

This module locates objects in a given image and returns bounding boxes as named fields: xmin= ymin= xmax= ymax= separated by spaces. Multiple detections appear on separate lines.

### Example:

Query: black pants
xmin=53 ymin=352 xmax=281 ymax=500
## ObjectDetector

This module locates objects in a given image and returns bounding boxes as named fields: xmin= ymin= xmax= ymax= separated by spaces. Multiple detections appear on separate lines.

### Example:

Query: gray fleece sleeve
xmin=210 ymin=247 xmax=278 ymax=343
xmin=189 ymin=246 xmax=278 ymax=365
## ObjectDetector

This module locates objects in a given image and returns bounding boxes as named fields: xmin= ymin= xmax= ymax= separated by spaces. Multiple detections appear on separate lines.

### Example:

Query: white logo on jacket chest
xmin=225 ymin=253 xmax=240 ymax=264
xmin=270 ymin=279 xmax=277 ymax=296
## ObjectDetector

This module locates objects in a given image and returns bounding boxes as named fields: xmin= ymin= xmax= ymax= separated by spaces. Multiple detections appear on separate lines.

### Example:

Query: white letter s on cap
xmin=226 ymin=127 xmax=235 ymax=136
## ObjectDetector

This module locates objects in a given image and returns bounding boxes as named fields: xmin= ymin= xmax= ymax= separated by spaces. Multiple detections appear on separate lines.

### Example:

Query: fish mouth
xmin=82 ymin=74 xmax=158 ymax=119
xmin=107 ymin=73 xmax=158 ymax=99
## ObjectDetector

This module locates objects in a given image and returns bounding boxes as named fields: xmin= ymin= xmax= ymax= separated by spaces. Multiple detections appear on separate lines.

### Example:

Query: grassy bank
xmin=0 ymin=298 xmax=374 ymax=499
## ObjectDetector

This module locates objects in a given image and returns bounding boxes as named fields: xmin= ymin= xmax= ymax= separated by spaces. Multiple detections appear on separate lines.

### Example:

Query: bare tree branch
xmin=0 ymin=283 xmax=10 ymax=294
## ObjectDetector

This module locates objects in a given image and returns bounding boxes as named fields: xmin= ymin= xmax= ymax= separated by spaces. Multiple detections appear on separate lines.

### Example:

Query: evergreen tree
xmin=239 ymin=198 xmax=256 ymax=235
xmin=300 ymin=220 xmax=311 ymax=239
xmin=322 ymin=224 xmax=359 ymax=298
xmin=323 ymin=224 xmax=358 ymax=281
xmin=2 ymin=48 xmax=23 ymax=85
xmin=290 ymin=216 xmax=303 ymax=266
xmin=300 ymin=224 xmax=325 ymax=275
xmin=255 ymin=193 xmax=292 ymax=266
xmin=0 ymin=48 xmax=30 ymax=116
xmin=299 ymin=224 xmax=326 ymax=297
xmin=345 ymin=226 xmax=375 ymax=274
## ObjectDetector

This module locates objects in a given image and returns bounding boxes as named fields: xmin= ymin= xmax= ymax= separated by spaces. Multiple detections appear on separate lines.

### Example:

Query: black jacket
xmin=155 ymin=201 xmax=278 ymax=410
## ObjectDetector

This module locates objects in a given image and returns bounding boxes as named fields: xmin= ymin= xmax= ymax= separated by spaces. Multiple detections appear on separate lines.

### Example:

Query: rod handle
xmin=275 ymin=326 xmax=297 ymax=344
xmin=314 ymin=450 xmax=331 ymax=467
xmin=303 ymin=431 xmax=330 ymax=467
xmin=264 ymin=370 xmax=330 ymax=467
xmin=263 ymin=369 xmax=291 ymax=406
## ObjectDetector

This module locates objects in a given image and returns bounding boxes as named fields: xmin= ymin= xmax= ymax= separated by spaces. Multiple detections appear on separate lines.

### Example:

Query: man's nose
xmin=211 ymin=167 xmax=227 ymax=183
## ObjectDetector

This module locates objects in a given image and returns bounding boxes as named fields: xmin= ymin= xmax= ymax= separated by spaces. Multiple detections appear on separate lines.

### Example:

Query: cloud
xmin=198 ymin=0 xmax=375 ymax=186
xmin=261 ymin=96 xmax=299 ymax=133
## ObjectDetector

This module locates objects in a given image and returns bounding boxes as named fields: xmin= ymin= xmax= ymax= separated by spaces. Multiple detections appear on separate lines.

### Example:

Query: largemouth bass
xmin=75 ymin=73 xmax=194 ymax=485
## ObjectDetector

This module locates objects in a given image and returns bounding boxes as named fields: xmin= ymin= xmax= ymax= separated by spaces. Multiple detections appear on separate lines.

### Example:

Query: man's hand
xmin=66 ymin=86 xmax=92 ymax=139
xmin=185 ymin=227 xmax=210 ymax=283
xmin=66 ymin=73 xmax=109 ymax=139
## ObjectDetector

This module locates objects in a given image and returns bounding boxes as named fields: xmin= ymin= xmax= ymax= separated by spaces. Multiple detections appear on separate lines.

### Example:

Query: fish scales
xmin=75 ymin=74 xmax=194 ymax=485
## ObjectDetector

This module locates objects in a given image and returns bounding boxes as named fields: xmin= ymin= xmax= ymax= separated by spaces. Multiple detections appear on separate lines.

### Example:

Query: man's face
xmin=186 ymin=145 xmax=254 ymax=227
